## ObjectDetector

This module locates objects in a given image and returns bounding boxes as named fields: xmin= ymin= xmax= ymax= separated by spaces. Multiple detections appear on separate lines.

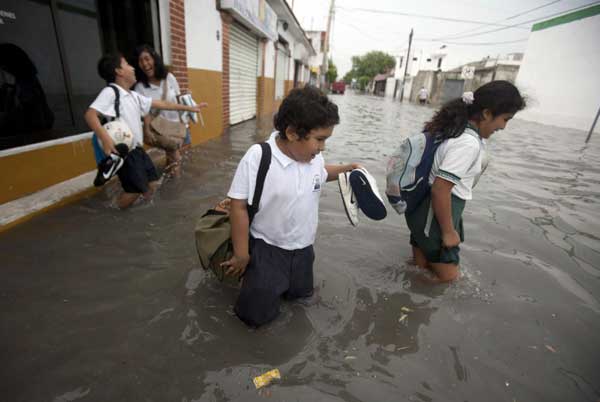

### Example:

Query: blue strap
xmin=91 ymin=85 xmax=120 ymax=165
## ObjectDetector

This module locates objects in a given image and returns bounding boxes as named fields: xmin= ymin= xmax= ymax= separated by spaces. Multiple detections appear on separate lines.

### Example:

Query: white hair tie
xmin=462 ymin=91 xmax=474 ymax=105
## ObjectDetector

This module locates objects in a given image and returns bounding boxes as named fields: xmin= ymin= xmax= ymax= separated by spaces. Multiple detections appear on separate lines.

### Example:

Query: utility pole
xmin=585 ymin=105 xmax=600 ymax=143
xmin=322 ymin=0 xmax=335 ymax=88
xmin=400 ymin=28 xmax=413 ymax=103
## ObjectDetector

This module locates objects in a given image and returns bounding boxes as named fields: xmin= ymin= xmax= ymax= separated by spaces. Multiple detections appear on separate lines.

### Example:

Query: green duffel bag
xmin=194 ymin=209 xmax=233 ymax=281
xmin=193 ymin=142 xmax=271 ymax=281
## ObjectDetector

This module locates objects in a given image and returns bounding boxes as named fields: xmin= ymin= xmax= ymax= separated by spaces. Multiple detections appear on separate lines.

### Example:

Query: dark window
xmin=412 ymin=57 xmax=418 ymax=61
xmin=0 ymin=0 xmax=160 ymax=151
xmin=427 ymin=58 xmax=431 ymax=62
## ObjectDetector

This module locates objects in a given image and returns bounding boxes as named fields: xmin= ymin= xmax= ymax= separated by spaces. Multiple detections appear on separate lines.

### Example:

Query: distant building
xmin=516 ymin=4 xmax=600 ymax=133
xmin=386 ymin=49 xmax=446 ymax=100
xmin=410 ymin=53 xmax=523 ymax=105
xmin=306 ymin=30 xmax=326 ymax=87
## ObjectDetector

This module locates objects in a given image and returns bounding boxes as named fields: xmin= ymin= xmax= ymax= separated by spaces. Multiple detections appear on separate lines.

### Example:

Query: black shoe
xmin=93 ymin=153 xmax=124 ymax=187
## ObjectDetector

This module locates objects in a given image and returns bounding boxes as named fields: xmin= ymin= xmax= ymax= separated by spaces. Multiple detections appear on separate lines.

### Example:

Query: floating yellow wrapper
xmin=253 ymin=368 xmax=281 ymax=389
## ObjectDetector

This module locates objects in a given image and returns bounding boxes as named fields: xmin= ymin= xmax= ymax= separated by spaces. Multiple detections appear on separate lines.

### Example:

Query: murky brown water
xmin=1 ymin=92 xmax=600 ymax=401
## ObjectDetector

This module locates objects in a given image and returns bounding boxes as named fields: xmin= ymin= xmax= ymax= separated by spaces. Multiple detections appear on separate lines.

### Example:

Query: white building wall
xmin=264 ymin=40 xmax=276 ymax=78
xmin=385 ymin=77 xmax=396 ymax=98
xmin=158 ymin=0 xmax=171 ymax=64
xmin=185 ymin=0 xmax=222 ymax=71
xmin=516 ymin=11 xmax=600 ymax=133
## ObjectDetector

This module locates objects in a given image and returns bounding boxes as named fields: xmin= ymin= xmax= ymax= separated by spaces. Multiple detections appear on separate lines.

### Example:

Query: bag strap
xmin=161 ymin=77 xmax=168 ymax=101
xmin=247 ymin=142 xmax=272 ymax=223
xmin=108 ymin=84 xmax=120 ymax=119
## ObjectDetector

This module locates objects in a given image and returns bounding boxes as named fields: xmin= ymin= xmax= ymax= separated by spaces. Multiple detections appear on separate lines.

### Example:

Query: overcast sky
xmin=290 ymin=0 xmax=597 ymax=76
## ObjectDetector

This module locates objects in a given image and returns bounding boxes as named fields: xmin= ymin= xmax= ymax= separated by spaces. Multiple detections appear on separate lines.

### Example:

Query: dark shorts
xmin=117 ymin=147 xmax=159 ymax=194
xmin=405 ymin=194 xmax=466 ymax=265
xmin=235 ymin=237 xmax=315 ymax=327
xmin=419 ymin=98 xmax=426 ymax=104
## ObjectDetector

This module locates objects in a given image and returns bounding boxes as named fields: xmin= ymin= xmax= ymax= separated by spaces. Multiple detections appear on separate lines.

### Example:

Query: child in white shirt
xmin=406 ymin=81 xmax=526 ymax=283
xmin=223 ymin=86 xmax=360 ymax=327
xmin=84 ymin=53 xmax=201 ymax=208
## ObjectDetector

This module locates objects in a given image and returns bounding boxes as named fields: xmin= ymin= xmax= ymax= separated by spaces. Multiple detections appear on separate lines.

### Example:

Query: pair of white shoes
xmin=338 ymin=167 xmax=387 ymax=226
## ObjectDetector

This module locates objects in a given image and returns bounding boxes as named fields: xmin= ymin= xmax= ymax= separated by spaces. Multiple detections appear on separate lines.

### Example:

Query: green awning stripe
xmin=532 ymin=4 xmax=600 ymax=32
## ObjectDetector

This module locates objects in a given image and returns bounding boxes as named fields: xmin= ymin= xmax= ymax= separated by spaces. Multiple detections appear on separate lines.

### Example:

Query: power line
xmin=427 ymin=1 xmax=600 ymax=41
xmin=416 ymin=38 xmax=530 ymax=46
xmin=505 ymin=0 xmax=562 ymax=20
xmin=435 ymin=0 xmax=562 ymax=40
xmin=336 ymin=5 xmax=530 ymax=28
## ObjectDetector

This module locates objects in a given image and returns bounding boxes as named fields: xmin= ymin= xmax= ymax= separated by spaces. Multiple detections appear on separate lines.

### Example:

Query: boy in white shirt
xmin=222 ymin=86 xmax=360 ymax=327
xmin=84 ymin=53 xmax=202 ymax=209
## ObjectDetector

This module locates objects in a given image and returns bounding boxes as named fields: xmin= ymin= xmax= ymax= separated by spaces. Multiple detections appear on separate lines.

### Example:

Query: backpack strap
xmin=108 ymin=84 xmax=120 ymax=119
xmin=247 ymin=142 xmax=272 ymax=223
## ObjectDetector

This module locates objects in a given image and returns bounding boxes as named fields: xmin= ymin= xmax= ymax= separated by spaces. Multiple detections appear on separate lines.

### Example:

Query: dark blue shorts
xmin=235 ymin=238 xmax=315 ymax=327
xmin=117 ymin=147 xmax=159 ymax=194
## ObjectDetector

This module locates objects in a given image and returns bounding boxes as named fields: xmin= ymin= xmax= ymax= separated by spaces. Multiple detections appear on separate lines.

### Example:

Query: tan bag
xmin=145 ymin=78 xmax=186 ymax=151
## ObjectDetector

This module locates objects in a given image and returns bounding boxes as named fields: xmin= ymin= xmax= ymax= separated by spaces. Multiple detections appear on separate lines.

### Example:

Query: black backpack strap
xmin=108 ymin=84 xmax=120 ymax=119
xmin=247 ymin=142 xmax=271 ymax=223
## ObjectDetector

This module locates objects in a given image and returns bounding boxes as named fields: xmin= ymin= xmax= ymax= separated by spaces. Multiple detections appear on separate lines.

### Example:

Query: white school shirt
xmin=89 ymin=84 xmax=152 ymax=147
xmin=227 ymin=131 xmax=329 ymax=250
xmin=134 ymin=73 xmax=182 ymax=123
xmin=429 ymin=127 xmax=486 ymax=200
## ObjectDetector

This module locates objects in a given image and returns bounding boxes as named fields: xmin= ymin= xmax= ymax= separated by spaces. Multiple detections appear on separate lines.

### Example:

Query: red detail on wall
xmin=169 ymin=0 xmax=188 ymax=92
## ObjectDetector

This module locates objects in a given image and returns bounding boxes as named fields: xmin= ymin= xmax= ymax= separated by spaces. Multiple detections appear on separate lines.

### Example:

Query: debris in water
xmin=401 ymin=306 xmax=413 ymax=313
xmin=253 ymin=369 xmax=281 ymax=389
xmin=398 ymin=314 xmax=408 ymax=323
xmin=545 ymin=345 xmax=557 ymax=353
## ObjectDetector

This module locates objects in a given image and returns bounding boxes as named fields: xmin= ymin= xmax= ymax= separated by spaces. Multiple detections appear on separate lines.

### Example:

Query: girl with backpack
xmin=406 ymin=80 xmax=525 ymax=283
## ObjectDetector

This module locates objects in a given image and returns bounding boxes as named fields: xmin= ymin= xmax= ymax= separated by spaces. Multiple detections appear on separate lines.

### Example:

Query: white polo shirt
xmin=89 ymin=84 xmax=152 ymax=147
xmin=228 ymin=132 xmax=329 ymax=250
xmin=134 ymin=73 xmax=182 ymax=123
xmin=429 ymin=128 xmax=485 ymax=200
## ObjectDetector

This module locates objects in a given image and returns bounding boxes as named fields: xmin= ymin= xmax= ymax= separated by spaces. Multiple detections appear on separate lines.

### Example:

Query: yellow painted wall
xmin=187 ymin=68 xmax=224 ymax=143
xmin=0 ymin=139 xmax=96 ymax=205
xmin=257 ymin=76 xmax=276 ymax=118
xmin=284 ymin=80 xmax=294 ymax=96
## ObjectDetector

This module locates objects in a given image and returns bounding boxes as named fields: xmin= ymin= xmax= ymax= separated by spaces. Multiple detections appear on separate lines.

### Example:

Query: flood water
xmin=1 ymin=92 xmax=600 ymax=401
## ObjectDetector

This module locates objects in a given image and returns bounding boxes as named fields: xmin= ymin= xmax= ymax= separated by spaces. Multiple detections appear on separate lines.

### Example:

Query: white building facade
xmin=516 ymin=5 xmax=600 ymax=133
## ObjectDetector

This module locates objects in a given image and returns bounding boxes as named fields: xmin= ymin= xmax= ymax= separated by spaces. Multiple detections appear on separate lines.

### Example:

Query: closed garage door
xmin=229 ymin=23 xmax=258 ymax=125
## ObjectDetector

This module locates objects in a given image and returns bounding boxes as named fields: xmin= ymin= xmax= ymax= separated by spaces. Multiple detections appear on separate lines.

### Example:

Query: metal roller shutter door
xmin=229 ymin=23 xmax=258 ymax=125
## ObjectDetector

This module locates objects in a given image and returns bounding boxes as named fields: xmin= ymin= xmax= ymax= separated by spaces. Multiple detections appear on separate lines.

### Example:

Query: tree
xmin=343 ymin=71 xmax=353 ymax=84
xmin=357 ymin=76 xmax=370 ymax=91
xmin=346 ymin=51 xmax=395 ymax=82
xmin=326 ymin=58 xmax=338 ymax=84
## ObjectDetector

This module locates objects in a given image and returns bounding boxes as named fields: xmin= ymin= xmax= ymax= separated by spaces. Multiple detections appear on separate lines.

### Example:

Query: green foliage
xmin=326 ymin=58 xmax=338 ymax=83
xmin=357 ymin=76 xmax=370 ymax=91
xmin=346 ymin=51 xmax=396 ymax=82
xmin=343 ymin=71 xmax=353 ymax=84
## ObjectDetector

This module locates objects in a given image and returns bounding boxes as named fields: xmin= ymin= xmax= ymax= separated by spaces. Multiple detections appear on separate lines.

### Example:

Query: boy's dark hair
xmin=97 ymin=53 xmax=124 ymax=84
xmin=274 ymin=86 xmax=340 ymax=140
xmin=134 ymin=44 xmax=168 ymax=88
xmin=424 ymin=80 xmax=526 ymax=140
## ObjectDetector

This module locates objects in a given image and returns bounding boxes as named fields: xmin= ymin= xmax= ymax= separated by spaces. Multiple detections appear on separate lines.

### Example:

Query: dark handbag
xmin=194 ymin=143 xmax=271 ymax=281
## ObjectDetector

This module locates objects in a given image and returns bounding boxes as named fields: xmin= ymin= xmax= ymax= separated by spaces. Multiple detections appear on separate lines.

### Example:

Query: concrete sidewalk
xmin=0 ymin=148 xmax=168 ymax=232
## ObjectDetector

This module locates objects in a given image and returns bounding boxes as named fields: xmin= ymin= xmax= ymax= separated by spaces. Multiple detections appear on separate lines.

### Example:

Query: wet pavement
xmin=1 ymin=91 xmax=600 ymax=401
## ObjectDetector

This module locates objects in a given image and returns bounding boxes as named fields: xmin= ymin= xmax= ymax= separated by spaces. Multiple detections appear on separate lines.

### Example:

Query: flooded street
xmin=2 ymin=92 xmax=600 ymax=401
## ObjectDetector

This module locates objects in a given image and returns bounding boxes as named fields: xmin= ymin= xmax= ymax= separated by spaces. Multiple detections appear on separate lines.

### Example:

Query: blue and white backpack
xmin=385 ymin=132 xmax=443 ymax=215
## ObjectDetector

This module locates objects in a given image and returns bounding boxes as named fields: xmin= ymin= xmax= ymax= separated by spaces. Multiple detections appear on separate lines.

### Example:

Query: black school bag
xmin=194 ymin=142 xmax=271 ymax=281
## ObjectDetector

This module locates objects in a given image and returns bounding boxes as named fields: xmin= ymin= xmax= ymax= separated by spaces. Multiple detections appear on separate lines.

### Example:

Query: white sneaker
xmin=349 ymin=167 xmax=387 ymax=221
xmin=338 ymin=171 xmax=359 ymax=226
